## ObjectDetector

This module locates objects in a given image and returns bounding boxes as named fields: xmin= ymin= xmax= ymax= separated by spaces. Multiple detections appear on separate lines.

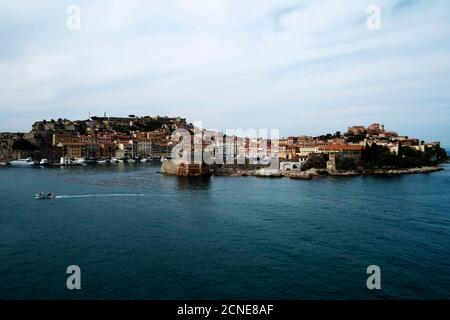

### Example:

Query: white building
xmin=136 ymin=139 xmax=152 ymax=157
xmin=280 ymin=157 xmax=307 ymax=172
xmin=299 ymin=146 xmax=320 ymax=157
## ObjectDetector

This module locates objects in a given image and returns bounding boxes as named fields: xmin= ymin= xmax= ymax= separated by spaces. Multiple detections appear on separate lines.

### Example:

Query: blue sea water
xmin=0 ymin=163 xmax=450 ymax=299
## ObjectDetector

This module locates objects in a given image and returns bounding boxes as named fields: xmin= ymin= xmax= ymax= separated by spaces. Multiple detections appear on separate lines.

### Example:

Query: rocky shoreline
xmin=213 ymin=166 xmax=444 ymax=180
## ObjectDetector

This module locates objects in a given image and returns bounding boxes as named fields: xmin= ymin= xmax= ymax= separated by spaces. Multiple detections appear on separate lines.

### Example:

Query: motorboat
xmin=10 ymin=157 xmax=35 ymax=166
xmin=97 ymin=159 xmax=109 ymax=164
xmin=35 ymin=192 xmax=55 ymax=200
xmin=85 ymin=158 xmax=97 ymax=164
xmin=39 ymin=159 xmax=50 ymax=166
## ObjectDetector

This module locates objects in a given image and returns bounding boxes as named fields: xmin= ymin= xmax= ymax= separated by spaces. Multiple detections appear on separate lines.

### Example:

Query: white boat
xmin=35 ymin=192 xmax=55 ymax=200
xmin=141 ymin=157 xmax=149 ymax=163
xmin=10 ymin=157 xmax=35 ymax=166
xmin=97 ymin=159 xmax=108 ymax=164
xmin=73 ymin=157 xmax=86 ymax=165
xmin=111 ymin=157 xmax=120 ymax=163
xmin=127 ymin=158 xmax=136 ymax=163
xmin=39 ymin=159 xmax=50 ymax=166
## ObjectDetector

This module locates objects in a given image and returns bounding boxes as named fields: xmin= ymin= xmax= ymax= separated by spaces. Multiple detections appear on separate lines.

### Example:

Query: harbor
xmin=1 ymin=118 xmax=447 ymax=179
xmin=1 ymin=160 xmax=450 ymax=299
xmin=2 ymin=156 xmax=165 ymax=167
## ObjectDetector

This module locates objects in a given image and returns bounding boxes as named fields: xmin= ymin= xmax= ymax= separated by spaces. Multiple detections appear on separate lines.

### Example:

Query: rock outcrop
xmin=160 ymin=160 xmax=211 ymax=177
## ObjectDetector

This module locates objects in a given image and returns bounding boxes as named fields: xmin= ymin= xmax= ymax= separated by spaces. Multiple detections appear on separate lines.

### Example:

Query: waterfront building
xmin=136 ymin=139 xmax=153 ymax=157
xmin=53 ymin=133 xmax=81 ymax=146
xmin=62 ymin=143 xmax=83 ymax=158
xmin=100 ymin=143 xmax=116 ymax=158
xmin=82 ymin=143 xmax=100 ymax=158
xmin=318 ymin=144 xmax=363 ymax=160
xmin=299 ymin=146 xmax=320 ymax=157
xmin=79 ymin=135 xmax=97 ymax=144
xmin=96 ymin=133 xmax=113 ymax=145
xmin=280 ymin=158 xmax=307 ymax=172
xmin=115 ymin=140 xmax=136 ymax=158
xmin=150 ymin=142 xmax=171 ymax=158
xmin=149 ymin=128 xmax=171 ymax=141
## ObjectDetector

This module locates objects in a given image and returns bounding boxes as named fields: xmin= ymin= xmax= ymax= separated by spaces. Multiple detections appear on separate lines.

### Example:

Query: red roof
xmin=319 ymin=144 xmax=363 ymax=152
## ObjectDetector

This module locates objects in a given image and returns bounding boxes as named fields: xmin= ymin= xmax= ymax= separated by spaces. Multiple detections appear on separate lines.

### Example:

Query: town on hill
xmin=0 ymin=115 xmax=447 ymax=177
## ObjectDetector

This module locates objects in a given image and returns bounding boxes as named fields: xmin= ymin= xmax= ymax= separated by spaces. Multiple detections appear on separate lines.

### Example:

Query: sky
xmin=0 ymin=0 xmax=449 ymax=145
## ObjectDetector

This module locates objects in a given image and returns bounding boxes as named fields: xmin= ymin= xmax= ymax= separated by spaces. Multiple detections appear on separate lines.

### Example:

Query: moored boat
xmin=10 ymin=157 xmax=35 ymax=166
xmin=39 ymin=159 xmax=50 ymax=166
xmin=73 ymin=157 xmax=86 ymax=165
xmin=85 ymin=158 xmax=97 ymax=164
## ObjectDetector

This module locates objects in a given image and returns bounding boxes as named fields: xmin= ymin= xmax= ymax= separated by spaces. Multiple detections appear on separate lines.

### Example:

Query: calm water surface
xmin=1 ymin=163 xmax=450 ymax=299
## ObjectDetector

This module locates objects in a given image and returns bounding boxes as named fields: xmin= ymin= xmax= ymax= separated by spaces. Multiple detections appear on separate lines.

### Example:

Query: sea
xmin=1 ymin=162 xmax=449 ymax=299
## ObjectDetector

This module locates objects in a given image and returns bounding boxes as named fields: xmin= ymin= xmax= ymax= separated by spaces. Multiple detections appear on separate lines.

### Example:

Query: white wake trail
xmin=55 ymin=194 xmax=149 ymax=199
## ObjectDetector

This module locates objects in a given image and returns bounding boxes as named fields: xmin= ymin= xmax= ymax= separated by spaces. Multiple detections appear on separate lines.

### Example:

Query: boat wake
xmin=54 ymin=194 xmax=149 ymax=199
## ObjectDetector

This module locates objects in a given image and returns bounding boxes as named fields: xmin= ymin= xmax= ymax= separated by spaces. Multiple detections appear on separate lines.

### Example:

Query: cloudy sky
xmin=0 ymin=0 xmax=449 ymax=144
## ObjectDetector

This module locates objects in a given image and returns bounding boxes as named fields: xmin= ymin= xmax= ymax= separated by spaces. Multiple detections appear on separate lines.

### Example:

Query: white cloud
xmin=0 ymin=0 xmax=449 ymax=145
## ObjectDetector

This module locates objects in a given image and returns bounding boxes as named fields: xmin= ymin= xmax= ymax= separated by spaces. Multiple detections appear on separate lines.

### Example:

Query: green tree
xmin=361 ymin=143 xmax=398 ymax=168
xmin=346 ymin=133 xmax=366 ymax=143
xmin=336 ymin=157 xmax=357 ymax=170
xmin=12 ymin=139 xmax=35 ymax=150
xmin=399 ymin=146 xmax=431 ymax=168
